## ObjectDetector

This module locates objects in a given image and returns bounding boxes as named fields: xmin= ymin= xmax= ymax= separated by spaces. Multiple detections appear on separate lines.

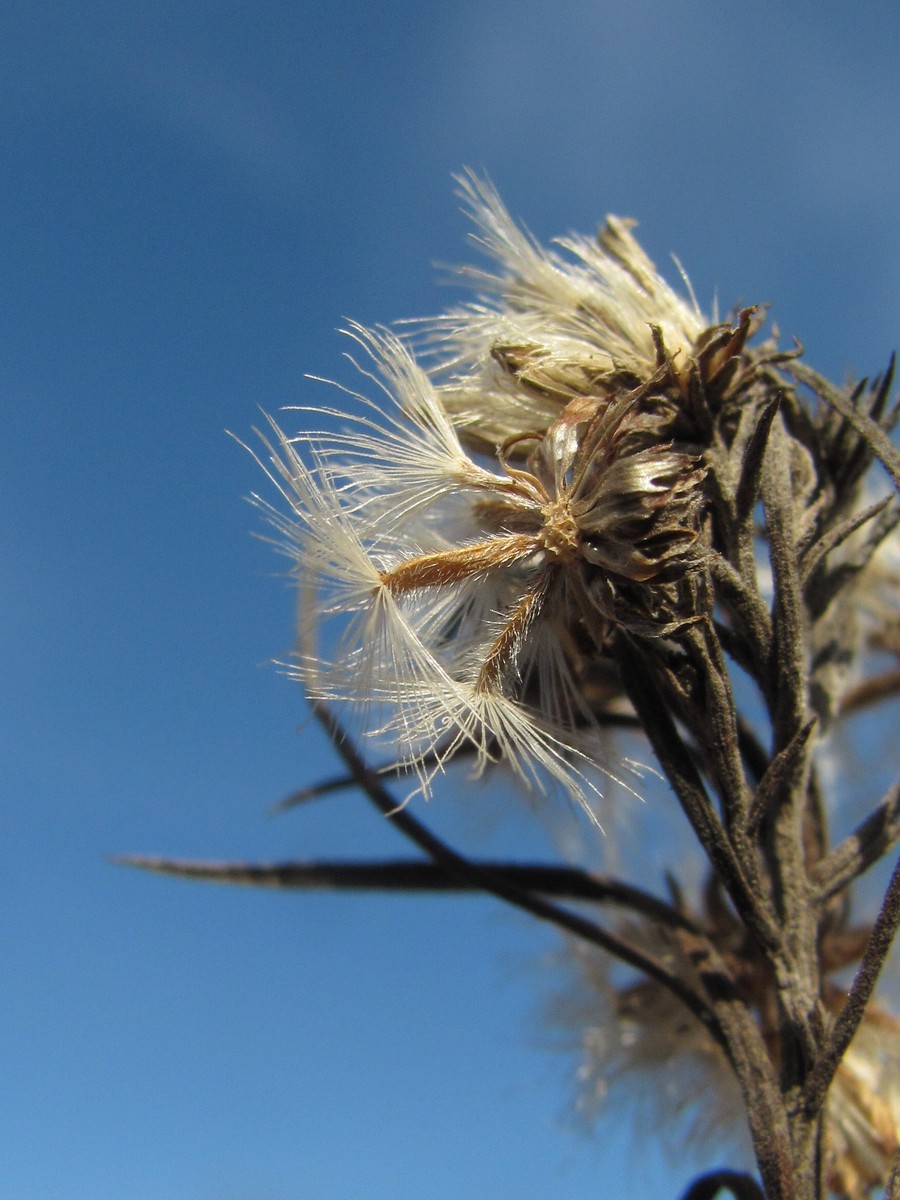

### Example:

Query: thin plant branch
xmin=270 ymin=715 xmax=644 ymax=814
xmin=745 ymin=720 xmax=816 ymax=838
xmin=803 ymin=853 xmax=900 ymax=1116
xmin=838 ymin=667 xmax=900 ymax=717
xmin=612 ymin=632 xmax=781 ymax=955
xmin=269 ymin=773 xmax=353 ymax=812
xmin=683 ymin=619 xmax=752 ymax=829
xmin=813 ymin=777 xmax=900 ymax=901
xmin=790 ymin=360 xmax=900 ymax=490
xmin=113 ymin=853 xmax=705 ymax=926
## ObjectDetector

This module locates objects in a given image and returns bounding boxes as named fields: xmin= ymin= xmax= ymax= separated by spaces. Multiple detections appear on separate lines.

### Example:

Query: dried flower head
xmin=416 ymin=173 xmax=707 ymax=449
xmin=254 ymin=327 xmax=708 ymax=811
xmin=416 ymin=173 xmax=757 ymax=453
xmin=248 ymin=177 xmax=751 ymax=811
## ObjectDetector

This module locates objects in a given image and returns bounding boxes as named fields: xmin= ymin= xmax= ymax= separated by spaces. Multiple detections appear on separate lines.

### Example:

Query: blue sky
xmin=4 ymin=2 xmax=900 ymax=1197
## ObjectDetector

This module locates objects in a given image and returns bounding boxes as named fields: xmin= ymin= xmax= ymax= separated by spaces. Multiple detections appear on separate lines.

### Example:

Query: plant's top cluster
xmin=253 ymin=174 xmax=818 ymax=814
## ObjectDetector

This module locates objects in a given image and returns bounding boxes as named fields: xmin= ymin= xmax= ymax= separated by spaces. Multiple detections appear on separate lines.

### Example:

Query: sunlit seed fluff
xmin=410 ymin=172 xmax=709 ymax=448
xmin=253 ymin=318 xmax=706 ymax=814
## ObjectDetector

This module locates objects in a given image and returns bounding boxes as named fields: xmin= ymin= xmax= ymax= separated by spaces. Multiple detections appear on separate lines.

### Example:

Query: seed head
xmin=251 ymin=179 xmax=754 ymax=811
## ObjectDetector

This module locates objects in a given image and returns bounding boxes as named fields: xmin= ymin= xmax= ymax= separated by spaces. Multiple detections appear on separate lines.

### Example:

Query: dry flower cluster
xmin=125 ymin=175 xmax=900 ymax=1200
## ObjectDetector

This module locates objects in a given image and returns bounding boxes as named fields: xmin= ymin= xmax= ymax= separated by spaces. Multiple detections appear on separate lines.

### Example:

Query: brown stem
xmin=112 ymin=854 xmax=703 ymax=927
xmin=839 ymin=667 xmax=900 ymax=716
xmin=813 ymin=777 xmax=900 ymax=902
xmin=611 ymin=632 xmax=782 ymax=956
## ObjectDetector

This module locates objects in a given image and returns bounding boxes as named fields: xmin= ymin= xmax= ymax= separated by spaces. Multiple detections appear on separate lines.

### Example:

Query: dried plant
xmin=121 ymin=174 xmax=900 ymax=1200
